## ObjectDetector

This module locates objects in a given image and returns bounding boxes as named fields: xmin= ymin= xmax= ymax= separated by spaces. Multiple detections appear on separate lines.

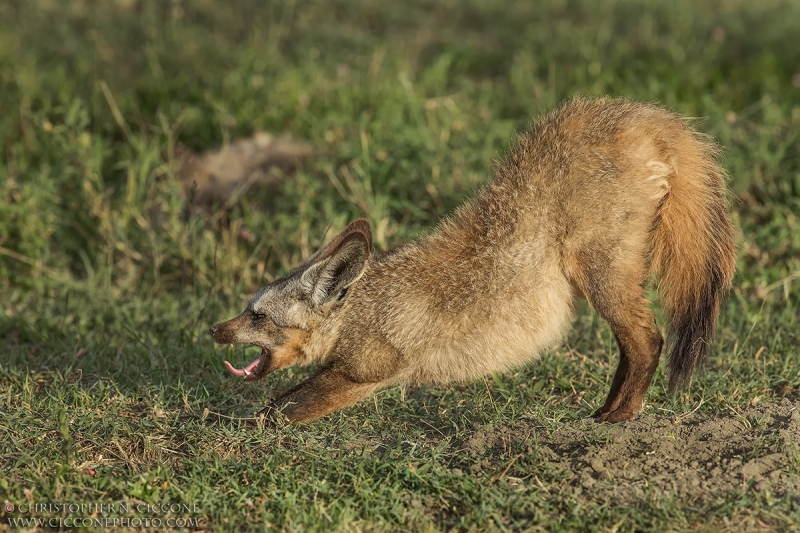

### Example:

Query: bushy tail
xmin=652 ymin=132 xmax=737 ymax=392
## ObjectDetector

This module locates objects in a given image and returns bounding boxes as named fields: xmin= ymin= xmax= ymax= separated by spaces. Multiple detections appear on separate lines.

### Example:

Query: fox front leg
xmin=259 ymin=366 xmax=379 ymax=424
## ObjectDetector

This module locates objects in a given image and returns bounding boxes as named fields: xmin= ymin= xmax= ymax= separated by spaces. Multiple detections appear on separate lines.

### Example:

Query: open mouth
xmin=224 ymin=347 xmax=269 ymax=382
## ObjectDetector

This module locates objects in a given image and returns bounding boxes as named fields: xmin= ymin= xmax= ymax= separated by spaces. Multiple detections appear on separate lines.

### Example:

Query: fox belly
xmin=403 ymin=264 xmax=576 ymax=385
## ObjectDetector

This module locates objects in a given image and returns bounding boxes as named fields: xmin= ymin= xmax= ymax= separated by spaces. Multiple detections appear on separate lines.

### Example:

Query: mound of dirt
xmin=470 ymin=399 xmax=799 ymax=503
xmin=174 ymin=132 xmax=314 ymax=209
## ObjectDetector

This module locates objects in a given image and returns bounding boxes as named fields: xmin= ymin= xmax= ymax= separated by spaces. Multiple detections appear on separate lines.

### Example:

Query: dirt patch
xmin=174 ymin=132 xmax=314 ymax=209
xmin=468 ymin=399 xmax=800 ymax=503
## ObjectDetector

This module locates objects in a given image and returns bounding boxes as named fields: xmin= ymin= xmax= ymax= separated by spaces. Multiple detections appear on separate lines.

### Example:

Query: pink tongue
xmin=224 ymin=350 xmax=266 ymax=378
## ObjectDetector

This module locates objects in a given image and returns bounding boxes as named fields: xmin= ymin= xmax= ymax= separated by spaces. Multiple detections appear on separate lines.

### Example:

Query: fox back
xmin=211 ymin=97 xmax=736 ymax=424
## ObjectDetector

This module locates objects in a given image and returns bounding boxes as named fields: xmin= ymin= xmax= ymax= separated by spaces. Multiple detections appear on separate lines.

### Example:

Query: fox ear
xmin=301 ymin=220 xmax=372 ymax=306
xmin=305 ymin=219 xmax=372 ymax=264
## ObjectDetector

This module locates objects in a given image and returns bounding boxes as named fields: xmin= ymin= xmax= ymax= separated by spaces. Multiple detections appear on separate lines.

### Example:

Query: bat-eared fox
xmin=210 ymin=97 xmax=736 ymax=424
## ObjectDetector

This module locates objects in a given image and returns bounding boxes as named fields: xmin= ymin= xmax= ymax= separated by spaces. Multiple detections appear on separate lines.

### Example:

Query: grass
xmin=1 ymin=0 xmax=799 ymax=530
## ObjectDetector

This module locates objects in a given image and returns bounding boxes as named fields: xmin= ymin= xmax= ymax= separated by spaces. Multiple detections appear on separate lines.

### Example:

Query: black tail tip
xmin=666 ymin=331 xmax=710 ymax=393
xmin=667 ymin=370 xmax=692 ymax=394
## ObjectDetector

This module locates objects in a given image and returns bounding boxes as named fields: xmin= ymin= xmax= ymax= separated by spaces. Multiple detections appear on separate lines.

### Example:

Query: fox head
xmin=209 ymin=219 xmax=372 ymax=381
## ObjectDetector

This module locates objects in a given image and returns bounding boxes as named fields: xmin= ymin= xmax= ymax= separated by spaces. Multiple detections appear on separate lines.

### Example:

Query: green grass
xmin=1 ymin=0 xmax=800 ymax=531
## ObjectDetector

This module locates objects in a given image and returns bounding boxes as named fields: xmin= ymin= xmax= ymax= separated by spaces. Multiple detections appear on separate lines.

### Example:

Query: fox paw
xmin=592 ymin=407 xmax=637 ymax=423
xmin=247 ymin=404 xmax=288 ymax=429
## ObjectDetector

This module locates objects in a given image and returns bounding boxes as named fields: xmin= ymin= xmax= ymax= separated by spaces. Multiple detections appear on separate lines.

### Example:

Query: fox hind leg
xmin=569 ymin=246 xmax=664 ymax=422
xmin=592 ymin=296 xmax=663 ymax=422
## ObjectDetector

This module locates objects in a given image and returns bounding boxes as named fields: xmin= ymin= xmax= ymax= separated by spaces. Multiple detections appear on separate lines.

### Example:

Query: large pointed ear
xmin=300 ymin=220 xmax=372 ymax=306
xmin=305 ymin=219 xmax=372 ymax=264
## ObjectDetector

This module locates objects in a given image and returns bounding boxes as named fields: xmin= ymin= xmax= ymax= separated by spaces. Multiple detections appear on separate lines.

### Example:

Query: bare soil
xmin=465 ymin=399 xmax=800 ymax=504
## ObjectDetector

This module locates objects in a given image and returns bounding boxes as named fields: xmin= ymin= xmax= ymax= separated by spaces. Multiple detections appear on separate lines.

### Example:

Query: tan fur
xmin=211 ymin=97 xmax=736 ymax=424
xmin=270 ymin=328 xmax=310 ymax=370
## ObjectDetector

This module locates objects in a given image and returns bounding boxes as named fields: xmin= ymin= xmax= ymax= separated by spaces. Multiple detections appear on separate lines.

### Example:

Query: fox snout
xmin=209 ymin=324 xmax=227 ymax=343
xmin=209 ymin=314 xmax=248 ymax=344
xmin=209 ymin=322 xmax=229 ymax=344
